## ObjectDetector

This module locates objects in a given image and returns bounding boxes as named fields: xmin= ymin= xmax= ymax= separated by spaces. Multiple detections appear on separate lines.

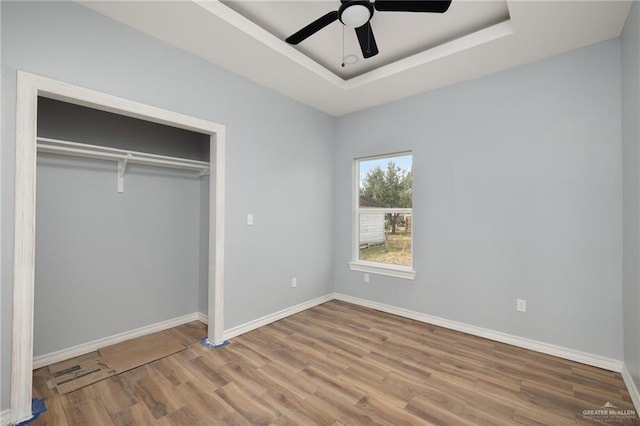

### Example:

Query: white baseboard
xmin=333 ymin=293 xmax=624 ymax=372
xmin=196 ymin=311 xmax=208 ymax=324
xmin=16 ymin=292 xmax=638 ymax=426
xmin=1 ymin=409 xmax=12 ymax=426
xmin=32 ymin=294 xmax=334 ymax=371
xmin=222 ymin=294 xmax=334 ymax=341
xmin=32 ymin=312 xmax=201 ymax=369
xmin=26 ymin=292 xmax=632 ymax=406
xmin=622 ymin=365 xmax=640 ymax=413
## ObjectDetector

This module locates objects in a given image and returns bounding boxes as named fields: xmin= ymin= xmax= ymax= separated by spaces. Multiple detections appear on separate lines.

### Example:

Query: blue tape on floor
xmin=200 ymin=337 xmax=229 ymax=349
xmin=15 ymin=398 xmax=46 ymax=425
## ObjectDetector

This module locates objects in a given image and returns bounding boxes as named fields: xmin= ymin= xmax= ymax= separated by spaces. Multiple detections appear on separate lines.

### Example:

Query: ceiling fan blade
xmin=355 ymin=22 xmax=379 ymax=59
xmin=286 ymin=11 xmax=339 ymax=44
xmin=374 ymin=0 xmax=452 ymax=13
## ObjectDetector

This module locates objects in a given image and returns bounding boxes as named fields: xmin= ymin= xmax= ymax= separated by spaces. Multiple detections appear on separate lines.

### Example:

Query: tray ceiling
xmin=80 ymin=1 xmax=633 ymax=116
xmin=222 ymin=0 xmax=510 ymax=79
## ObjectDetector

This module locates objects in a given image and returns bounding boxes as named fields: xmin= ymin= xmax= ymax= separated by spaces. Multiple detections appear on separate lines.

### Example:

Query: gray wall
xmin=334 ymin=39 xmax=623 ymax=359
xmin=35 ymin=155 xmax=202 ymax=356
xmin=1 ymin=1 xmax=335 ymax=409
xmin=622 ymin=0 xmax=640 ymax=392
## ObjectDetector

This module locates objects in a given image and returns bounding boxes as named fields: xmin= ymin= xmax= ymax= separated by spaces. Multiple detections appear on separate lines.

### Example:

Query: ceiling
xmin=221 ymin=1 xmax=510 ymax=79
xmin=80 ymin=1 xmax=632 ymax=116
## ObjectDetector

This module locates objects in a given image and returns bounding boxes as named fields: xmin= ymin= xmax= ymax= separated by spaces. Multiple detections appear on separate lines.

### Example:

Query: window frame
xmin=348 ymin=152 xmax=416 ymax=280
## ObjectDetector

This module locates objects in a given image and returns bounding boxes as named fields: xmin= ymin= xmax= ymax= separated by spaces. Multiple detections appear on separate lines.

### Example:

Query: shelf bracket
xmin=198 ymin=168 xmax=210 ymax=177
xmin=117 ymin=155 xmax=131 ymax=193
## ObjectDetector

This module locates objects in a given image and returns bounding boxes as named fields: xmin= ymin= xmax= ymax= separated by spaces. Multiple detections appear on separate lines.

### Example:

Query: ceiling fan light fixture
xmin=339 ymin=3 xmax=372 ymax=28
xmin=286 ymin=0 xmax=452 ymax=59
xmin=343 ymin=54 xmax=359 ymax=64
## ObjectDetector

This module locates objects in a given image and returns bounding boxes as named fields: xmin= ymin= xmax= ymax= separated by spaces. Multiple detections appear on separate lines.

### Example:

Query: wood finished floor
xmin=32 ymin=300 xmax=639 ymax=425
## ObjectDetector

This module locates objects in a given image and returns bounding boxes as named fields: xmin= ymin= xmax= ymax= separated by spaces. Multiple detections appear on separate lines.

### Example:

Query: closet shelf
xmin=37 ymin=137 xmax=210 ymax=193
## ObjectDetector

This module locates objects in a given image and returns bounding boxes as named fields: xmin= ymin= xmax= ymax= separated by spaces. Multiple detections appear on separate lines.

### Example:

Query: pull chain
xmin=341 ymin=25 xmax=345 ymax=68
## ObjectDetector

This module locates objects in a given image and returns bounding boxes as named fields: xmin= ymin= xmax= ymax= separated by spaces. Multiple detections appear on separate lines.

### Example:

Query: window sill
xmin=348 ymin=261 xmax=416 ymax=280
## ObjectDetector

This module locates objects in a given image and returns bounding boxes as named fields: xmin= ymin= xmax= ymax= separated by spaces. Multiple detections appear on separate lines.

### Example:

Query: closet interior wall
xmin=34 ymin=98 xmax=210 ymax=357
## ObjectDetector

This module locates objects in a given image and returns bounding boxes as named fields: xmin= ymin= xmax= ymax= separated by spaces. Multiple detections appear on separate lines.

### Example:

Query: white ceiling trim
xmin=79 ymin=1 xmax=633 ymax=116
xmin=345 ymin=19 xmax=514 ymax=90
xmin=194 ymin=0 xmax=345 ymax=87
xmin=197 ymin=0 xmax=514 ymax=91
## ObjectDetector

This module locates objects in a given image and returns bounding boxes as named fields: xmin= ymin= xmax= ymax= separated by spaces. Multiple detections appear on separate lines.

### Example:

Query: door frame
xmin=10 ymin=71 xmax=226 ymax=423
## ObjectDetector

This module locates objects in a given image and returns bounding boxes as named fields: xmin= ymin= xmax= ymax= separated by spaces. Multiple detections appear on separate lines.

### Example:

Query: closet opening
xmin=34 ymin=97 xmax=210 ymax=368
xmin=10 ymin=71 xmax=226 ymax=424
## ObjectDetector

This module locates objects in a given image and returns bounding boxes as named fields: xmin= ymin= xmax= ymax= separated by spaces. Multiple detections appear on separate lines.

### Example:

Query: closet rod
xmin=37 ymin=137 xmax=210 ymax=193
xmin=37 ymin=137 xmax=209 ymax=170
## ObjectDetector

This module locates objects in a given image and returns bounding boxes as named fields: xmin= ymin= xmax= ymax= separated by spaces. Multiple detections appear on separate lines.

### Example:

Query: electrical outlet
xmin=292 ymin=277 xmax=297 ymax=288
xmin=247 ymin=214 xmax=254 ymax=226
xmin=516 ymin=299 xmax=527 ymax=312
xmin=364 ymin=273 xmax=370 ymax=283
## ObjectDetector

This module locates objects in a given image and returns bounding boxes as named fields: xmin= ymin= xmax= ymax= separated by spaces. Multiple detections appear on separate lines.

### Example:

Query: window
xmin=349 ymin=152 xmax=415 ymax=279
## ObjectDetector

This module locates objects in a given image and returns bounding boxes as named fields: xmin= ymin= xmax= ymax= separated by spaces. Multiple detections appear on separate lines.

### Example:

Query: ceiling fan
xmin=285 ymin=0 xmax=452 ymax=60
